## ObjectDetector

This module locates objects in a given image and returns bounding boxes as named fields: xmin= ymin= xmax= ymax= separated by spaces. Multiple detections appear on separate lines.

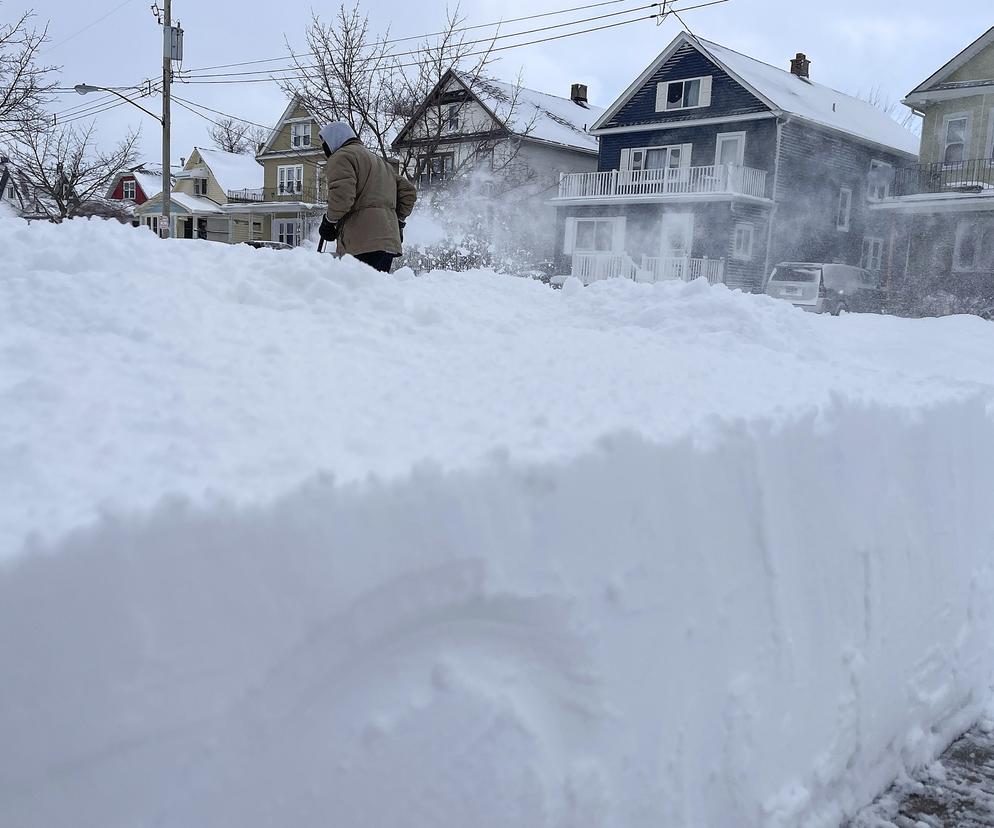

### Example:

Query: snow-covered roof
xmin=592 ymin=32 xmax=918 ymax=157
xmin=460 ymin=74 xmax=604 ymax=152
xmin=133 ymin=169 xmax=168 ymax=199
xmin=194 ymin=148 xmax=263 ymax=193
xmin=695 ymin=38 xmax=919 ymax=156
xmin=136 ymin=191 xmax=225 ymax=215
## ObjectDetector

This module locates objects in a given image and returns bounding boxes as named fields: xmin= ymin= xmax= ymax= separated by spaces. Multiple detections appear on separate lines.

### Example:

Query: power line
xmin=45 ymin=0 xmax=140 ymax=53
xmin=177 ymin=11 xmax=663 ymax=87
xmin=178 ymin=1 xmax=665 ymax=82
xmin=180 ymin=0 xmax=650 ymax=75
xmin=174 ymin=0 xmax=728 ymax=87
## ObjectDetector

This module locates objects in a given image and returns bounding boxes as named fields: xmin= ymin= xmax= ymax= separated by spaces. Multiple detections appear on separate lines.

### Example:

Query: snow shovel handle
xmin=317 ymin=238 xmax=326 ymax=254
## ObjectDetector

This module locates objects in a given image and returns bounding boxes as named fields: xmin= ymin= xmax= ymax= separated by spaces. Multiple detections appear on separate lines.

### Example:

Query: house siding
xmin=919 ymin=94 xmax=994 ymax=164
xmin=604 ymin=43 xmax=768 ymax=129
xmin=111 ymin=176 xmax=149 ymax=205
xmin=598 ymin=118 xmax=777 ymax=188
xmin=770 ymin=120 xmax=906 ymax=270
xmin=174 ymin=150 xmax=226 ymax=204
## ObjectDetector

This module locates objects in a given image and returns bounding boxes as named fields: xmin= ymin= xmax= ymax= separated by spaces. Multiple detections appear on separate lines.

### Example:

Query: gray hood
xmin=319 ymin=122 xmax=357 ymax=155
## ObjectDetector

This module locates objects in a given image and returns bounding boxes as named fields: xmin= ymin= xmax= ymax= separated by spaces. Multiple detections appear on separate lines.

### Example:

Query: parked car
xmin=765 ymin=262 xmax=884 ymax=314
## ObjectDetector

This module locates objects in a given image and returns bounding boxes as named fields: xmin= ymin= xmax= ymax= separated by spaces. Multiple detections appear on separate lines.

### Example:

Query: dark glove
xmin=319 ymin=216 xmax=338 ymax=242
xmin=398 ymin=220 xmax=405 ymax=244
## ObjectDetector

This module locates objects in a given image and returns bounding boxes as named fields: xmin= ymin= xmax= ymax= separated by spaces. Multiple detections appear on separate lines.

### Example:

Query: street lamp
xmin=75 ymin=83 xmax=171 ymax=239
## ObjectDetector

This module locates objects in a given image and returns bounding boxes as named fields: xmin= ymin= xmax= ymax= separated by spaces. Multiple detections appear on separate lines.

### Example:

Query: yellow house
xmin=872 ymin=25 xmax=994 ymax=305
xmin=135 ymin=147 xmax=264 ymax=241
xmin=223 ymin=98 xmax=328 ymax=247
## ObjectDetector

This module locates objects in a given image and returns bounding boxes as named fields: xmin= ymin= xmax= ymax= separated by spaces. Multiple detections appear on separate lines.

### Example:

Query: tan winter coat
xmin=324 ymin=139 xmax=417 ymax=256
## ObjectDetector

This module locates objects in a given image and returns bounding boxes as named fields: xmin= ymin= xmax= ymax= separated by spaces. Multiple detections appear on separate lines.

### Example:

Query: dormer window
xmin=656 ymin=76 xmax=712 ymax=112
xmin=193 ymin=177 xmax=207 ymax=196
xmin=291 ymin=122 xmax=312 ymax=148
xmin=122 ymin=179 xmax=136 ymax=200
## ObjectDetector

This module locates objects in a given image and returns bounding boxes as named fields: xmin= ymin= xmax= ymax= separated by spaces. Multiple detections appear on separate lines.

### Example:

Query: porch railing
xmin=639 ymin=255 xmax=725 ymax=285
xmin=226 ymin=186 xmax=326 ymax=204
xmin=891 ymin=158 xmax=994 ymax=197
xmin=558 ymin=164 xmax=768 ymax=200
xmin=571 ymin=253 xmax=725 ymax=286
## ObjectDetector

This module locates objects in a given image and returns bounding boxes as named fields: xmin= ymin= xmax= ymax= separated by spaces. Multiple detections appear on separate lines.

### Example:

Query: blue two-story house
xmin=554 ymin=32 xmax=919 ymax=290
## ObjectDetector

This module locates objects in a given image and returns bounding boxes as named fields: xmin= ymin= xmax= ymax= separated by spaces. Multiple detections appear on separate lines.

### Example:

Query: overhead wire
xmin=176 ymin=0 xmax=729 ymax=84
xmin=180 ymin=0 xmax=654 ymax=74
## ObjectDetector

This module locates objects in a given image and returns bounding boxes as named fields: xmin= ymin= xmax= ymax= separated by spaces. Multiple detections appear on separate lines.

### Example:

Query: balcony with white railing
xmin=571 ymin=253 xmax=725 ymax=286
xmin=556 ymin=164 xmax=769 ymax=202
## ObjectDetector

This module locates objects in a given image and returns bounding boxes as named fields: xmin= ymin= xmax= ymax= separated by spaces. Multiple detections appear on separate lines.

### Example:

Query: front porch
xmin=571 ymin=252 xmax=725 ymax=285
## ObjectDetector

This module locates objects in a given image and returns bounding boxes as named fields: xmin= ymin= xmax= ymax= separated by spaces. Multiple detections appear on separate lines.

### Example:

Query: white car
xmin=765 ymin=262 xmax=883 ymax=314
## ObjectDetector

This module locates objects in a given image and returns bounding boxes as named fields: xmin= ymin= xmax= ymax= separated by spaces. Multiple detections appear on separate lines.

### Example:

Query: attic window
xmin=291 ymin=122 xmax=311 ymax=148
xmin=655 ymin=76 xmax=712 ymax=112
xmin=122 ymin=180 xmax=136 ymax=200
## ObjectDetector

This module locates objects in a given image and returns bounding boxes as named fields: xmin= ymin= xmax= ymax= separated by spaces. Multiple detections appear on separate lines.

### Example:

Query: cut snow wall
xmin=2 ymin=397 xmax=993 ymax=828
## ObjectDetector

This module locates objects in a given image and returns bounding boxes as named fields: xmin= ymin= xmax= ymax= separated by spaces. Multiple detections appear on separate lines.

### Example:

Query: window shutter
xmin=619 ymin=148 xmax=631 ymax=170
xmin=680 ymin=144 xmax=693 ymax=167
xmin=612 ymin=217 xmax=626 ymax=253
xmin=564 ymin=218 xmax=577 ymax=254
xmin=699 ymin=76 xmax=713 ymax=107
xmin=655 ymin=82 xmax=668 ymax=112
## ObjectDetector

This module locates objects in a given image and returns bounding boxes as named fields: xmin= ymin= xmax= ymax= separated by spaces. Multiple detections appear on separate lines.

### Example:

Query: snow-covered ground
xmin=2 ymin=214 xmax=994 ymax=827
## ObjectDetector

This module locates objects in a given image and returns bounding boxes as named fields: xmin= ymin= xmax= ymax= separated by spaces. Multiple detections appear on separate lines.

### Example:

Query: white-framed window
xmin=861 ymin=236 xmax=885 ymax=271
xmin=836 ymin=187 xmax=852 ymax=231
xmin=867 ymin=160 xmax=893 ymax=200
xmin=290 ymin=122 xmax=311 ymax=148
xmin=953 ymin=219 xmax=981 ymax=272
xmin=5 ymin=184 xmax=14 ymax=200
xmin=655 ymin=76 xmax=712 ymax=112
xmin=277 ymin=164 xmax=304 ymax=195
xmin=143 ymin=215 xmax=159 ymax=234
xmin=715 ymin=132 xmax=746 ymax=167
xmin=122 ymin=179 xmax=137 ymax=200
xmin=276 ymin=219 xmax=303 ymax=247
xmin=732 ymin=222 xmax=754 ymax=260
xmin=620 ymin=144 xmax=692 ymax=171
xmin=193 ymin=177 xmax=208 ymax=196
xmin=564 ymin=216 xmax=625 ymax=254
xmin=941 ymin=113 xmax=971 ymax=165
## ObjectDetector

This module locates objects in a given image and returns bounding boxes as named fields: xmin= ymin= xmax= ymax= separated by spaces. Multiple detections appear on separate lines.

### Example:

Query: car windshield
xmin=772 ymin=267 xmax=820 ymax=283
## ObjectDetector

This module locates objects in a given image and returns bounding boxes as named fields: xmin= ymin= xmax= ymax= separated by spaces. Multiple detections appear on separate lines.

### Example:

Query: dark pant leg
xmin=355 ymin=251 xmax=396 ymax=273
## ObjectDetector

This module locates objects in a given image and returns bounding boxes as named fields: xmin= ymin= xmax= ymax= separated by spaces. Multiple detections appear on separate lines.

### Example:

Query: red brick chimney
xmin=790 ymin=53 xmax=811 ymax=79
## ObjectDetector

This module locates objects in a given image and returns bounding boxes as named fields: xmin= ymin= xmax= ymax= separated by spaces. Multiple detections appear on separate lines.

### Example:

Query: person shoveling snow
xmin=317 ymin=121 xmax=417 ymax=273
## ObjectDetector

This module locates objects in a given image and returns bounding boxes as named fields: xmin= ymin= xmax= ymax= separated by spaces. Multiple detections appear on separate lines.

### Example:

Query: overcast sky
xmin=10 ymin=0 xmax=991 ymax=162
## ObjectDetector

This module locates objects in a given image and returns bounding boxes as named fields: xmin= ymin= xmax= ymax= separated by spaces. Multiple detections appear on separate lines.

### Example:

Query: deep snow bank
xmin=2 ymin=215 xmax=994 ymax=827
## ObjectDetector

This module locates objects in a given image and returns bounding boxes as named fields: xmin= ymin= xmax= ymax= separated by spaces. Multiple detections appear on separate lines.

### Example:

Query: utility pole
xmin=160 ymin=0 xmax=172 ymax=239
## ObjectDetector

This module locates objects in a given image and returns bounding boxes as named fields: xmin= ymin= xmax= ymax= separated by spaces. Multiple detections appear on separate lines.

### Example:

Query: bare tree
xmin=10 ymin=122 xmax=140 ymax=219
xmin=859 ymin=86 xmax=921 ymax=135
xmin=279 ymin=3 xmax=534 ymax=183
xmin=208 ymin=116 xmax=268 ymax=155
xmin=0 ymin=5 xmax=57 ymax=140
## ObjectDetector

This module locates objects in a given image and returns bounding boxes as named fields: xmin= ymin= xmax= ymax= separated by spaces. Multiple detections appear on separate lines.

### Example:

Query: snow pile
xmin=2 ymin=215 xmax=994 ymax=827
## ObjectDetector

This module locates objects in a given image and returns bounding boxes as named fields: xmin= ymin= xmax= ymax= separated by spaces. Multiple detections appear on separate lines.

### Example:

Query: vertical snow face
xmin=2 ymin=400 xmax=994 ymax=828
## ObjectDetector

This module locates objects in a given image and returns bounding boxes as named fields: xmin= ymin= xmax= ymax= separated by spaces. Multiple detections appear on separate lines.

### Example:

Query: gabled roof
xmin=392 ymin=69 xmax=603 ymax=154
xmin=907 ymin=25 xmax=994 ymax=96
xmin=592 ymin=32 xmax=919 ymax=157
xmin=257 ymin=96 xmax=315 ymax=157
xmin=193 ymin=148 xmax=263 ymax=193
xmin=459 ymin=74 xmax=604 ymax=152
xmin=106 ymin=163 xmax=176 ymax=200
